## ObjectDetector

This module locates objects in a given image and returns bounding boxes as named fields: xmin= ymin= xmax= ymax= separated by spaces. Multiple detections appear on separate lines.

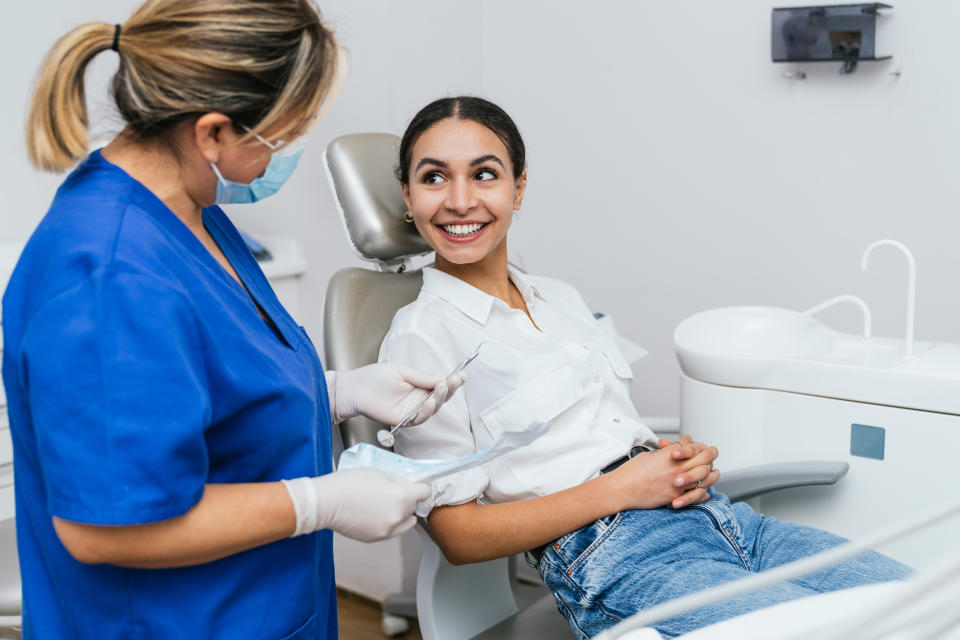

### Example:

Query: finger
xmin=673 ymin=462 xmax=713 ymax=488
xmin=410 ymin=482 xmax=431 ymax=502
xmin=685 ymin=440 xmax=708 ymax=456
xmin=394 ymin=363 xmax=445 ymax=389
xmin=701 ymin=468 xmax=721 ymax=490
xmin=672 ymin=486 xmax=708 ymax=509
xmin=430 ymin=379 xmax=450 ymax=407
xmin=657 ymin=438 xmax=672 ymax=450
xmin=680 ymin=446 xmax=719 ymax=471
xmin=679 ymin=434 xmax=694 ymax=444
xmin=671 ymin=441 xmax=697 ymax=460
xmin=389 ymin=515 xmax=418 ymax=538
xmin=408 ymin=395 xmax=437 ymax=426
xmin=445 ymin=371 xmax=466 ymax=395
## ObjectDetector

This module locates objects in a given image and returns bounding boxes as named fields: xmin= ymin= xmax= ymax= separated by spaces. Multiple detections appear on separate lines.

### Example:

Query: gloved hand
xmin=325 ymin=363 xmax=466 ymax=426
xmin=282 ymin=468 xmax=430 ymax=542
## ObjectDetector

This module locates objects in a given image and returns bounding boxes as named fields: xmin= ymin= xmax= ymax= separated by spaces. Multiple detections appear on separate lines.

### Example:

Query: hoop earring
xmin=403 ymin=211 xmax=414 ymax=223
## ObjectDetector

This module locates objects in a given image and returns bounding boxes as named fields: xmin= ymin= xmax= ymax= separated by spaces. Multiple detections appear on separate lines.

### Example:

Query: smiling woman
xmin=396 ymin=97 xmax=528 ymax=314
xmin=378 ymin=96 xmax=912 ymax=640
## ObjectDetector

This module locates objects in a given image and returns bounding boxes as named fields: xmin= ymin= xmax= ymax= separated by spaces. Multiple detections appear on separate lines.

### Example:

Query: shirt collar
xmin=420 ymin=265 xmax=543 ymax=325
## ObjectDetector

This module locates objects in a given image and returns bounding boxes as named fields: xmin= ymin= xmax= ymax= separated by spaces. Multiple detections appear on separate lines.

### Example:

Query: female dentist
xmin=0 ymin=1 xmax=461 ymax=638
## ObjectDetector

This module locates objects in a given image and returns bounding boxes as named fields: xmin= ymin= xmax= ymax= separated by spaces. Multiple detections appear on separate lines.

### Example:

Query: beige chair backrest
xmin=322 ymin=133 xmax=432 ymax=456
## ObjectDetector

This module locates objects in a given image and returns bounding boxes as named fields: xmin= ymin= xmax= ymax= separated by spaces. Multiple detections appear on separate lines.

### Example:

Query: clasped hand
xmin=607 ymin=435 xmax=720 ymax=511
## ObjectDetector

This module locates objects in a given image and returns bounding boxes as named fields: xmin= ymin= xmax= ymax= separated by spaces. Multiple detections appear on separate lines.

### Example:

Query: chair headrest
xmin=323 ymin=133 xmax=432 ymax=265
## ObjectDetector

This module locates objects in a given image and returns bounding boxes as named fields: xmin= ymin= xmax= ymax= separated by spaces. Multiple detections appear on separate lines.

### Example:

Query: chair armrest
xmin=416 ymin=528 xmax=519 ymax=640
xmin=713 ymin=461 xmax=849 ymax=502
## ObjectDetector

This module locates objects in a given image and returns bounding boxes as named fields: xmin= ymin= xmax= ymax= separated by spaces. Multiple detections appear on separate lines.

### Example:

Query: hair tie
xmin=111 ymin=24 xmax=121 ymax=52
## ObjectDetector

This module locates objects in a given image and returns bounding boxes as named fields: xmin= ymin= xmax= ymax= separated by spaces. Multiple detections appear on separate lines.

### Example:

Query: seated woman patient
xmin=378 ymin=96 xmax=909 ymax=639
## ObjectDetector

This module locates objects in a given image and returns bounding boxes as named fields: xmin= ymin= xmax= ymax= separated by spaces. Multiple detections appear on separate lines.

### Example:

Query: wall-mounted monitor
xmin=772 ymin=3 xmax=892 ymax=63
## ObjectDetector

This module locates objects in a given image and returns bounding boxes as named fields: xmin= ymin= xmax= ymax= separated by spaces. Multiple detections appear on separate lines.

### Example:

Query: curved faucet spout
xmin=860 ymin=239 xmax=916 ymax=357
xmin=802 ymin=295 xmax=872 ymax=340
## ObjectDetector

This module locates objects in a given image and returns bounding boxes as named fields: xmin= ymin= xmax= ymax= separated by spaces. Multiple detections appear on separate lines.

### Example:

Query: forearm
xmin=53 ymin=482 xmax=296 ymax=569
xmin=428 ymin=473 xmax=622 ymax=565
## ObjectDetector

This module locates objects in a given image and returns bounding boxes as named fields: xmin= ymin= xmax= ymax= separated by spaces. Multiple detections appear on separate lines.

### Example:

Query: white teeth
xmin=441 ymin=223 xmax=485 ymax=237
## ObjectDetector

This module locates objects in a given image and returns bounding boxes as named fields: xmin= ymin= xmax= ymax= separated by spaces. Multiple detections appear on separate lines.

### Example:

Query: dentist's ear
xmin=194 ymin=112 xmax=234 ymax=164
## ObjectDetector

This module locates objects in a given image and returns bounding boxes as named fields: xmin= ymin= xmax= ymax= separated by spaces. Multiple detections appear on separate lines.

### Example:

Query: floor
xmin=337 ymin=590 xmax=423 ymax=640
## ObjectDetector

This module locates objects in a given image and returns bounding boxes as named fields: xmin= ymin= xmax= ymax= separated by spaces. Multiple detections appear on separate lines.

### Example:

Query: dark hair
xmin=395 ymin=96 xmax=526 ymax=185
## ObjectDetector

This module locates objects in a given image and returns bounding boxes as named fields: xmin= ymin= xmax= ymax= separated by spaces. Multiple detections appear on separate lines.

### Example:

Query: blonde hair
xmin=26 ymin=0 xmax=339 ymax=172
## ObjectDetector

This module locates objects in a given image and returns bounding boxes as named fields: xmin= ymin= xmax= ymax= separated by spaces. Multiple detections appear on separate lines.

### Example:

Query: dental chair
xmin=321 ymin=133 xmax=852 ymax=640
xmin=0 ymin=518 xmax=19 ymax=639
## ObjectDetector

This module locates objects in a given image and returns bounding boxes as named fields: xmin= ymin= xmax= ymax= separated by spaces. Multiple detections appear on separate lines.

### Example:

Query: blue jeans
xmin=532 ymin=490 xmax=911 ymax=639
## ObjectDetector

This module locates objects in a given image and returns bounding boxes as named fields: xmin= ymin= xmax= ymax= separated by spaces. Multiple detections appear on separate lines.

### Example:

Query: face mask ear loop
xmin=240 ymin=124 xmax=283 ymax=151
xmin=209 ymin=161 xmax=229 ymax=187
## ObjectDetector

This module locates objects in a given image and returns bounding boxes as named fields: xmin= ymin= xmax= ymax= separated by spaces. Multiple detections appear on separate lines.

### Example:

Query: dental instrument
xmin=376 ymin=342 xmax=485 ymax=447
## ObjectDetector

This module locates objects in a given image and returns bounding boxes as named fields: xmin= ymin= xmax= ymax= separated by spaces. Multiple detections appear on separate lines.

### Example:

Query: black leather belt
xmin=600 ymin=443 xmax=655 ymax=475
xmin=527 ymin=444 xmax=656 ymax=563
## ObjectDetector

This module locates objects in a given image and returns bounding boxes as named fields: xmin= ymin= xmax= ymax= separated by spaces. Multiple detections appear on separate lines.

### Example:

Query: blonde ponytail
xmin=25 ymin=0 xmax=338 ymax=173
xmin=26 ymin=23 xmax=117 ymax=172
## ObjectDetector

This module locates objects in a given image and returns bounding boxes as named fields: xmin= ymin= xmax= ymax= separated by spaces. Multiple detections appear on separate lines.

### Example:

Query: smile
xmin=439 ymin=222 xmax=488 ymax=238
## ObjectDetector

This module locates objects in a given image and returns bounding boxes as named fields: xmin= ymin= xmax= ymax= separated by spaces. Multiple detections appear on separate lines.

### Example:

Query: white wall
xmin=4 ymin=0 xmax=960 ymax=601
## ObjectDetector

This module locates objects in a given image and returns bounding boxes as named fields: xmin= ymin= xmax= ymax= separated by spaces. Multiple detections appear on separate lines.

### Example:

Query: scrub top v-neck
xmin=0 ymin=150 xmax=337 ymax=639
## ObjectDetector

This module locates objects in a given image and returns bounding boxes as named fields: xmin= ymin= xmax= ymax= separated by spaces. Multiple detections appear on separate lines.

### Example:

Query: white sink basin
xmin=674 ymin=306 xmax=960 ymax=416
xmin=674 ymin=307 xmax=833 ymax=359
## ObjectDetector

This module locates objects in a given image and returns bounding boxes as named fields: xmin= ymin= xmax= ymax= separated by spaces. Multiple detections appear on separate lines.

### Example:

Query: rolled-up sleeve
xmin=379 ymin=331 xmax=488 ymax=516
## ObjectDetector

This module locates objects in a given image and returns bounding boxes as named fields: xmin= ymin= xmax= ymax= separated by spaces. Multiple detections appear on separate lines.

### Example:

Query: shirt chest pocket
xmin=477 ymin=363 xmax=585 ymax=495
xmin=479 ymin=363 xmax=585 ymax=438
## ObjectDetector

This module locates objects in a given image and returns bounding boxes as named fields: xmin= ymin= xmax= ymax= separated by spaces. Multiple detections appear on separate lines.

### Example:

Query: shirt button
xmin=593 ymin=375 xmax=601 ymax=383
xmin=613 ymin=418 xmax=621 ymax=423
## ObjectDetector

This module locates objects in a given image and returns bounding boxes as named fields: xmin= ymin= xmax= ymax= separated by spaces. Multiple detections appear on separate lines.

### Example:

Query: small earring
xmin=403 ymin=210 xmax=414 ymax=223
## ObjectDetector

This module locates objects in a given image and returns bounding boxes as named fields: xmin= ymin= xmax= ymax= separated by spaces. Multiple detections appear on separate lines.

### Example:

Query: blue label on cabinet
xmin=850 ymin=424 xmax=885 ymax=460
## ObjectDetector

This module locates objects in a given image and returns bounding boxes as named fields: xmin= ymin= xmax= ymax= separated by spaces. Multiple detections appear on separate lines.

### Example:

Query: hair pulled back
xmin=396 ymin=96 xmax=526 ymax=185
xmin=26 ymin=0 xmax=339 ymax=172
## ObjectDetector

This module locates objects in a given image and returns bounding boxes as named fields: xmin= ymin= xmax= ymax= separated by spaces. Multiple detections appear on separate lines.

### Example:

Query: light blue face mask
xmin=209 ymin=129 xmax=306 ymax=205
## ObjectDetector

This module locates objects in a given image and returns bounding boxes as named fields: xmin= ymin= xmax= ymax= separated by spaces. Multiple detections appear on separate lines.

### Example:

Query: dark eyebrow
xmin=471 ymin=155 xmax=505 ymax=170
xmin=415 ymin=157 xmax=447 ymax=173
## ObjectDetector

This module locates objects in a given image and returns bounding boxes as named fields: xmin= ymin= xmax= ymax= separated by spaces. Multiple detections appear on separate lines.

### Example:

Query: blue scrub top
xmin=1 ymin=150 xmax=337 ymax=639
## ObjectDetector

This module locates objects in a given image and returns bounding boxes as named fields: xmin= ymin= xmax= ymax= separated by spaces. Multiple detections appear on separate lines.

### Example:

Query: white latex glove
xmin=282 ymin=468 xmax=430 ymax=542
xmin=325 ymin=363 xmax=466 ymax=426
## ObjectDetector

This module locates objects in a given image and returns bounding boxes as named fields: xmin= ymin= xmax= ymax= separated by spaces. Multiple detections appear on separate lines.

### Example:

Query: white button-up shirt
xmin=379 ymin=266 xmax=658 ymax=515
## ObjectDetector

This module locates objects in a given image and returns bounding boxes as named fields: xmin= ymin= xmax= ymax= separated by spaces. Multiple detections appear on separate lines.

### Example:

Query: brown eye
xmin=475 ymin=168 xmax=497 ymax=181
